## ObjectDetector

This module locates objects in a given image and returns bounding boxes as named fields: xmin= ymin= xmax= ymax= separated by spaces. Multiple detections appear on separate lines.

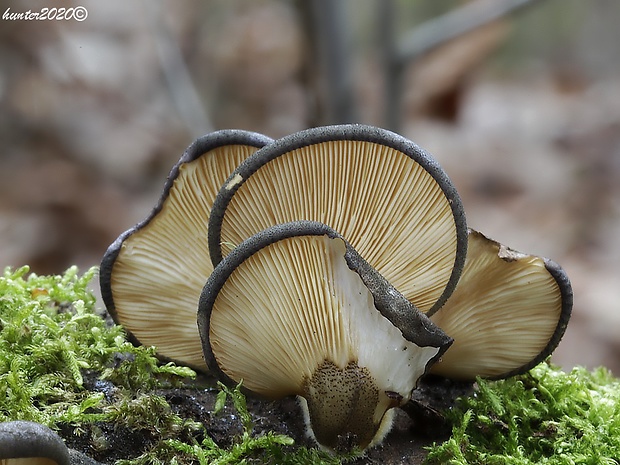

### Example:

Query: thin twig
xmin=382 ymin=0 xmax=540 ymax=131
xmin=147 ymin=0 xmax=213 ymax=137
xmin=396 ymin=0 xmax=539 ymax=63
xmin=308 ymin=0 xmax=358 ymax=124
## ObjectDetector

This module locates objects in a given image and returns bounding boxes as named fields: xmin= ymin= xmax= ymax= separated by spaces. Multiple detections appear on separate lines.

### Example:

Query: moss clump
xmin=6 ymin=265 xmax=618 ymax=464
xmin=0 ymin=266 xmax=345 ymax=464
xmin=0 ymin=266 xmax=194 ymax=425
xmin=125 ymin=382 xmax=346 ymax=465
xmin=425 ymin=362 xmax=620 ymax=464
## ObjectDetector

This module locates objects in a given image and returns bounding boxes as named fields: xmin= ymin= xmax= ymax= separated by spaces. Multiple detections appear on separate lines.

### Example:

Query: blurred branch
xmin=378 ymin=0 xmax=400 ymax=131
xmin=396 ymin=0 xmax=537 ymax=62
xmin=383 ymin=0 xmax=540 ymax=131
xmin=303 ymin=0 xmax=358 ymax=125
xmin=147 ymin=0 xmax=213 ymax=138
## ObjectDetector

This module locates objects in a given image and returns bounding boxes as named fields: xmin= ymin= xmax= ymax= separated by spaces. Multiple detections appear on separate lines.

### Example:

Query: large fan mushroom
xmin=100 ymin=130 xmax=272 ymax=369
xmin=198 ymin=221 xmax=452 ymax=452
xmin=208 ymin=124 xmax=468 ymax=315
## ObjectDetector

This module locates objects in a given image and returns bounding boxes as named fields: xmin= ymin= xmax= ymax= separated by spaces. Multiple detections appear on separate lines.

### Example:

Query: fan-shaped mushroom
xmin=429 ymin=229 xmax=572 ymax=380
xmin=100 ymin=130 xmax=272 ymax=369
xmin=208 ymin=124 xmax=468 ymax=315
xmin=0 ymin=421 xmax=70 ymax=465
xmin=100 ymin=123 xmax=572 ymax=403
xmin=198 ymin=221 xmax=452 ymax=452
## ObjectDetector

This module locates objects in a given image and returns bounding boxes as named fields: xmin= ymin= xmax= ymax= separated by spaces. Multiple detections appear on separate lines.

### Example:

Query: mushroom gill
xmin=429 ymin=229 xmax=573 ymax=380
xmin=209 ymin=124 xmax=468 ymax=315
xmin=198 ymin=221 xmax=452 ymax=452
xmin=100 ymin=130 xmax=272 ymax=369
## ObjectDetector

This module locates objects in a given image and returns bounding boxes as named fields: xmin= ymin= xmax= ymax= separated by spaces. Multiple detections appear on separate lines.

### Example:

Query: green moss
xmin=425 ymin=362 xmax=620 ymax=464
xmin=0 ymin=266 xmax=346 ymax=464
xmin=0 ymin=266 xmax=193 ymax=426
xmin=6 ymin=266 xmax=618 ymax=464
xmin=124 ymin=382 xmax=346 ymax=465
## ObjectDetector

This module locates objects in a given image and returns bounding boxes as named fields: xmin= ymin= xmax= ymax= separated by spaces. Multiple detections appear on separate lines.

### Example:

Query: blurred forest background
xmin=1 ymin=0 xmax=619 ymax=373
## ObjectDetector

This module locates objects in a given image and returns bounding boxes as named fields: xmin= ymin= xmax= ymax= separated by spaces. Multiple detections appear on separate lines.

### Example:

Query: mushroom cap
xmin=208 ymin=124 xmax=468 ymax=315
xmin=0 ymin=420 xmax=70 ymax=465
xmin=198 ymin=220 xmax=452 ymax=451
xmin=100 ymin=130 xmax=272 ymax=369
xmin=429 ymin=229 xmax=573 ymax=380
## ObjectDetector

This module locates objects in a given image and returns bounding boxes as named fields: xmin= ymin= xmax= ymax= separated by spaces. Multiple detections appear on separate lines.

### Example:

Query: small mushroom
xmin=198 ymin=221 xmax=452 ymax=452
xmin=429 ymin=229 xmax=573 ymax=380
xmin=100 ymin=130 xmax=272 ymax=369
xmin=0 ymin=420 xmax=70 ymax=465
xmin=208 ymin=124 xmax=468 ymax=315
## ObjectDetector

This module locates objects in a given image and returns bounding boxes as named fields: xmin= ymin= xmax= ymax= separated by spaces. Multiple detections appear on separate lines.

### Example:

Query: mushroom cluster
xmin=100 ymin=124 xmax=572 ymax=452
